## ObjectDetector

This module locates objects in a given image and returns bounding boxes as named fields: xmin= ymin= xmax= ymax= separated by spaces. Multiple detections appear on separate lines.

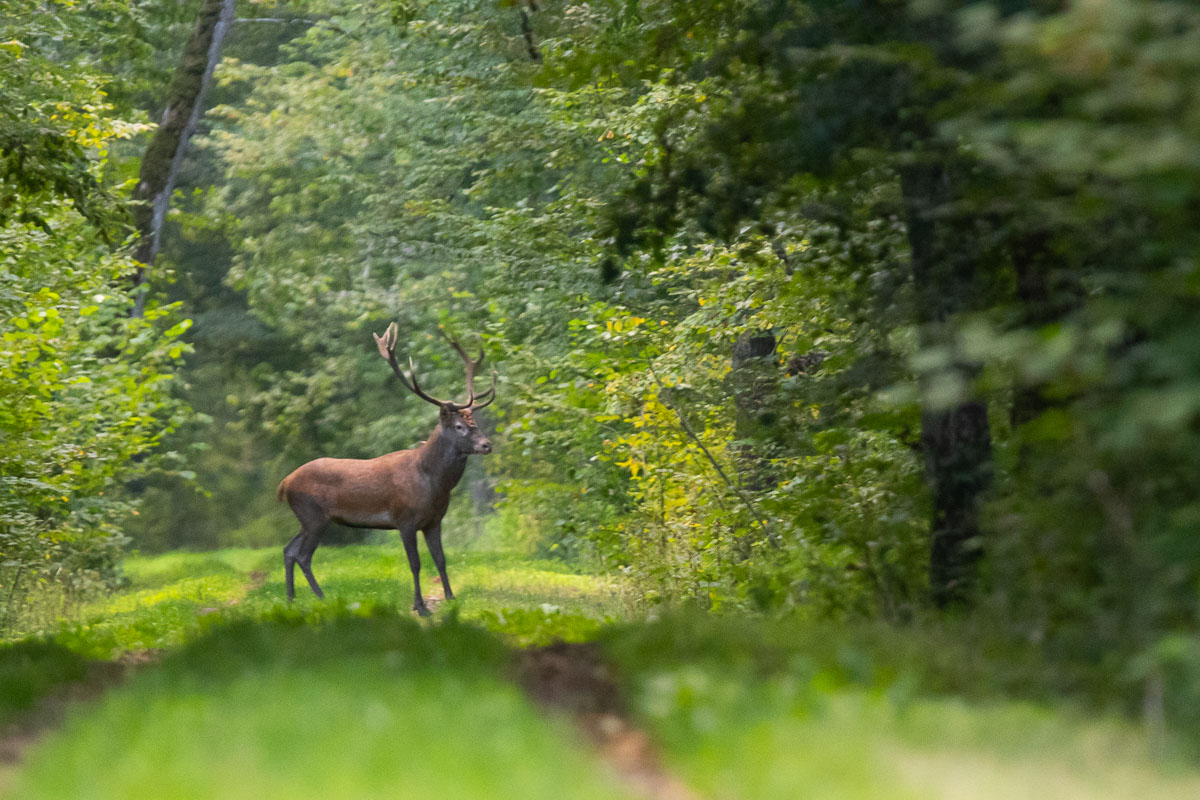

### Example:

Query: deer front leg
xmin=423 ymin=523 xmax=454 ymax=601
xmin=400 ymin=527 xmax=430 ymax=616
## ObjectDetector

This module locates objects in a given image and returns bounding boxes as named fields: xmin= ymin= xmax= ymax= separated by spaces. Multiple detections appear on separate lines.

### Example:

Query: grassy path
xmin=4 ymin=545 xmax=1200 ymax=798
xmin=2 ymin=544 xmax=632 ymax=799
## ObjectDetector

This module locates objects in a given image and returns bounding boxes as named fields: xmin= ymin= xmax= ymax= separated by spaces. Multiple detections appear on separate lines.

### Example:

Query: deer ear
xmin=439 ymin=405 xmax=454 ymax=425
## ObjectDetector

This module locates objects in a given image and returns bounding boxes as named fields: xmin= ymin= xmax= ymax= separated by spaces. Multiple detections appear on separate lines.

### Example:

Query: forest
xmin=3 ymin=0 xmax=1200 ymax=797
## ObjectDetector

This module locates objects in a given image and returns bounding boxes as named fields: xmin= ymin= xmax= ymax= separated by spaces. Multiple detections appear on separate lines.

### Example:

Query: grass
xmin=5 ymin=546 xmax=1200 ymax=799
xmin=648 ymin=683 xmax=1200 ymax=799
xmin=0 ymin=640 xmax=89 ymax=726
xmin=1 ymin=544 xmax=631 ymax=799
xmin=37 ymin=541 xmax=627 ymax=659
xmin=630 ymin=679 xmax=1200 ymax=800
xmin=602 ymin=612 xmax=1200 ymax=800
xmin=11 ymin=612 xmax=638 ymax=800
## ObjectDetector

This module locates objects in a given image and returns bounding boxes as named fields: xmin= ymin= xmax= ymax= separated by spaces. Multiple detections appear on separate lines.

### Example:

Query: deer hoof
xmin=414 ymin=605 xmax=432 ymax=617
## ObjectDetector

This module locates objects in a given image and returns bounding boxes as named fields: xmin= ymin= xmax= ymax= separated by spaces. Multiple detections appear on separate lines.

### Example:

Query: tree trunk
xmin=130 ymin=0 xmax=235 ymax=316
xmin=730 ymin=330 xmax=778 ymax=493
xmin=900 ymin=160 xmax=994 ymax=607
xmin=1010 ymin=230 xmax=1054 ymax=428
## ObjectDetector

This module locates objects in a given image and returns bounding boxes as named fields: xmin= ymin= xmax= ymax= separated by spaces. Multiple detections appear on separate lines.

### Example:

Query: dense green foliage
xmin=0 ymin=1 xmax=196 ymax=631
xmin=140 ymin=0 xmax=1200 ymax=732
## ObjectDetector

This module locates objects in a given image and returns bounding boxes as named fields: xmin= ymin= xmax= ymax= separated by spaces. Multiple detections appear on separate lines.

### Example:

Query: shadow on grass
xmin=0 ymin=641 xmax=90 ymax=726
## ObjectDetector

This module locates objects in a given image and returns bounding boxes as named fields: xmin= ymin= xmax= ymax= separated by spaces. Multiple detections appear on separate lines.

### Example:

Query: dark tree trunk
xmin=130 ymin=0 xmax=235 ymax=315
xmin=900 ymin=160 xmax=994 ymax=607
xmin=730 ymin=330 xmax=778 ymax=493
xmin=1010 ymin=230 xmax=1054 ymax=428
xmin=919 ymin=402 xmax=992 ymax=605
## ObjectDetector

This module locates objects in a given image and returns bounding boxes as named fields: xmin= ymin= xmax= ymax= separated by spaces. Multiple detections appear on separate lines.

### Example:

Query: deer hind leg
xmin=283 ymin=493 xmax=328 ymax=601
xmin=284 ymin=533 xmax=303 ymax=601
xmin=400 ymin=527 xmax=429 ymax=616
xmin=296 ymin=531 xmax=326 ymax=600
xmin=423 ymin=523 xmax=454 ymax=601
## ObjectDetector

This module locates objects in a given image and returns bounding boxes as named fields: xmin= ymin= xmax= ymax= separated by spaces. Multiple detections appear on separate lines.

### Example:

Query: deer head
xmin=373 ymin=322 xmax=495 ymax=455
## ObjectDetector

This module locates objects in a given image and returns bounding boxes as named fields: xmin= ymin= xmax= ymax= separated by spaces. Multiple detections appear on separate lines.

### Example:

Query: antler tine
xmin=473 ymin=367 xmax=497 ymax=409
xmin=436 ymin=326 xmax=488 ymax=407
xmin=406 ymin=356 xmax=455 ymax=407
xmin=373 ymin=323 xmax=411 ymax=388
xmin=373 ymin=322 xmax=452 ymax=408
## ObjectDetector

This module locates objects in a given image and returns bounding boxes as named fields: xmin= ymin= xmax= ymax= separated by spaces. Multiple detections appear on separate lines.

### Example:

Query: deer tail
xmin=276 ymin=478 xmax=287 ymax=503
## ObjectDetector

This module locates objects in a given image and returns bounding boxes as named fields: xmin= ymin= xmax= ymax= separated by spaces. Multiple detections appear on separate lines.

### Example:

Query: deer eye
xmin=455 ymin=423 xmax=467 ymax=433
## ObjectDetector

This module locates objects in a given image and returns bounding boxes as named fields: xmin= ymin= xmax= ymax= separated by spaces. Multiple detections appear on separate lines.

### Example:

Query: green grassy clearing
xmin=1 ymin=545 xmax=624 ymax=735
xmin=5 ymin=548 xmax=1200 ymax=799
xmin=37 ymin=542 xmax=628 ymax=659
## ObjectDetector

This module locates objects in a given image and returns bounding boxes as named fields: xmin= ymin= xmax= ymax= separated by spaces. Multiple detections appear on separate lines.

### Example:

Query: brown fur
xmin=278 ymin=431 xmax=460 ymax=530
xmin=277 ymin=407 xmax=491 ymax=612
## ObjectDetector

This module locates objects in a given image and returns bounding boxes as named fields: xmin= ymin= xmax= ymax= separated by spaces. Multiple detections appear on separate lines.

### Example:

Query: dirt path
xmin=517 ymin=641 xmax=702 ymax=800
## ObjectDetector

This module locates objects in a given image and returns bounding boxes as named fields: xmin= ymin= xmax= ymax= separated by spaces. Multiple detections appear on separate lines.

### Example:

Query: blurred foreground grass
xmin=3 ymin=545 xmax=1200 ymax=798
xmin=12 ymin=613 xmax=635 ymax=800
xmin=604 ymin=614 xmax=1200 ymax=800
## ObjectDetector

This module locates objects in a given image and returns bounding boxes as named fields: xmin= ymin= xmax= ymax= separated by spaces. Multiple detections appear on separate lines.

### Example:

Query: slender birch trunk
xmin=130 ymin=0 xmax=235 ymax=316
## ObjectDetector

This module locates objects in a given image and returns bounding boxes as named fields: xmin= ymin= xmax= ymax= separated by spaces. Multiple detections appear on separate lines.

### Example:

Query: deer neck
xmin=416 ymin=424 xmax=469 ymax=486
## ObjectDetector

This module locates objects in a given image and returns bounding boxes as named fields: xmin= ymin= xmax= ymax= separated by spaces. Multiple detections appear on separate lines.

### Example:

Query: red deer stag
xmin=276 ymin=323 xmax=495 ymax=615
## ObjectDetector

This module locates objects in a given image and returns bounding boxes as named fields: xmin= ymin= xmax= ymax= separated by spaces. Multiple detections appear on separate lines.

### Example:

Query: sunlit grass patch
xmin=474 ymin=607 xmax=612 ymax=647
xmin=119 ymin=547 xmax=278 ymax=590
xmin=87 ymin=574 xmax=246 ymax=617
xmin=53 ymin=598 xmax=232 ymax=659
xmin=9 ymin=545 xmax=628 ymax=660
xmin=60 ymin=571 xmax=252 ymax=658
xmin=450 ymin=557 xmax=627 ymax=621
xmin=232 ymin=543 xmax=629 ymax=623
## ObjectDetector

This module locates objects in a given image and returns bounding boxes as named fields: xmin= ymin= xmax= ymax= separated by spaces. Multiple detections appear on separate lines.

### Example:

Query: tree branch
xmin=520 ymin=6 xmax=541 ymax=62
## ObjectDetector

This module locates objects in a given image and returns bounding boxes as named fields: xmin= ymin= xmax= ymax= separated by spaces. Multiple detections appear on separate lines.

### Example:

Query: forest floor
xmin=3 ymin=542 xmax=1200 ymax=799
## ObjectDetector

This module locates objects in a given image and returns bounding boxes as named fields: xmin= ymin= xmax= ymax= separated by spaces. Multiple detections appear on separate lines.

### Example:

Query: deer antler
xmin=437 ymin=326 xmax=496 ymax=409
xmin=374 ymin=322 xmax=461 ymax=408
xmin=473 ymin=368 xmax=497 ymax=410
